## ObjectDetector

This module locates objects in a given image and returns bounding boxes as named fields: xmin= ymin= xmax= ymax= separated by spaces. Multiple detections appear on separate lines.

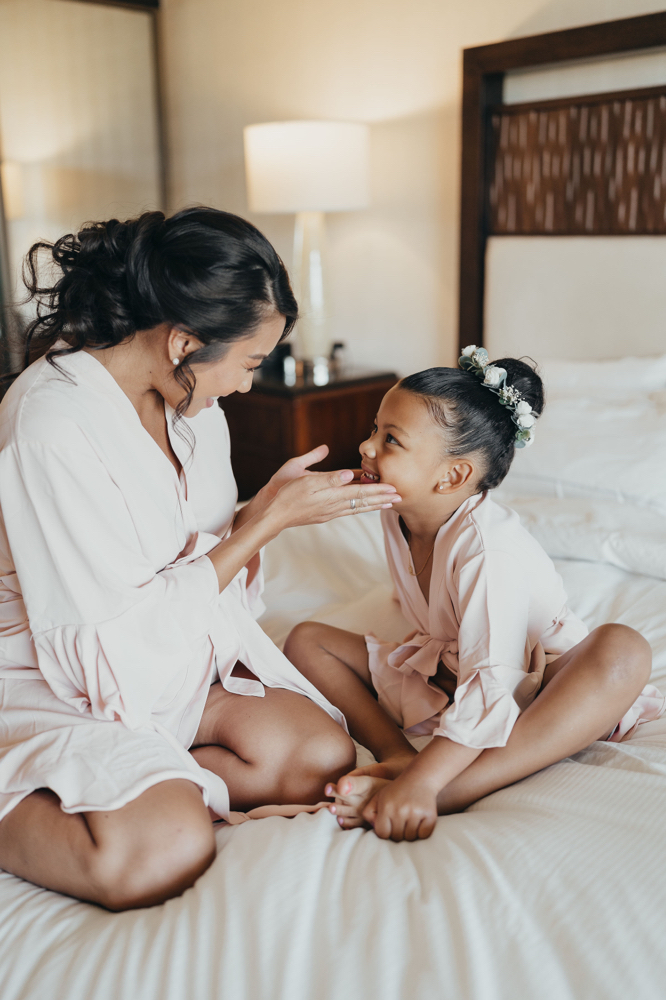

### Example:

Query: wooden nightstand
xmin=221 ymin=367 xmax=398 ymax=500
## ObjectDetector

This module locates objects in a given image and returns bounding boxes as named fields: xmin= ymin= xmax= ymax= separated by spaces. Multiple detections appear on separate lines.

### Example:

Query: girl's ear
xmin=436 ymin=460 xmax=475 ymax=494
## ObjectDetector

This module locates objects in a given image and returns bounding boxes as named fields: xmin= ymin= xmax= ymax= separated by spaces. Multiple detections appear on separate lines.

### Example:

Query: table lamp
xmin=243 ymin=120 xmax=369 ymax=362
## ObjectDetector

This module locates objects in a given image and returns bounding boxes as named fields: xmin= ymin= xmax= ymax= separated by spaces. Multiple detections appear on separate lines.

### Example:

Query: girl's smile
xmin=360 ymin=463 xmax=380 ymax=483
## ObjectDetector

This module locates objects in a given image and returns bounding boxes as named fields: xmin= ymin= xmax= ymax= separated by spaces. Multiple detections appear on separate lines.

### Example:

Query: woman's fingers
xmin=296 ymin=444 xmax=329 ymax=469
xmin=339 ymin=488 xmax=402 ymax=515
xmin=316 ymin=471 xmax=401 ymax=503
xmin=311 ymin=471 xmax=401 ymax=514
xmin=272 ymin=467 xmax=401 ymax=528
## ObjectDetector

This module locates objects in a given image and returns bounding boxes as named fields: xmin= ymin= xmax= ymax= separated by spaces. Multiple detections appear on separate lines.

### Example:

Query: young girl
xmin=285 ymin=349 xmax=664 ymax=843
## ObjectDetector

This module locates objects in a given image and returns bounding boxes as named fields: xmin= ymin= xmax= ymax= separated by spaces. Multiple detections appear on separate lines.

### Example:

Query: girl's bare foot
xmin=325 ymin=753 xmax=416 ymax=828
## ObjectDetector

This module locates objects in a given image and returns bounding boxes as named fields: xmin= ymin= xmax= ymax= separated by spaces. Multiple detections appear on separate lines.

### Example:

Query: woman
xmin=0 ymin=208 xmax=400 ymax=910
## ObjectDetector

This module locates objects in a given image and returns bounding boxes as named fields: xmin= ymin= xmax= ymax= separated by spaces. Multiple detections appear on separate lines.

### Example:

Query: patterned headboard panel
xmin=488 ymin=86 xmax=666 ymax=235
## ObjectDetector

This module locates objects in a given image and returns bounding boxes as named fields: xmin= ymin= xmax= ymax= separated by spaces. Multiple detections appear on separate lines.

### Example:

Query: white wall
xmin=160 ymin=0 xmax=666 ymax=375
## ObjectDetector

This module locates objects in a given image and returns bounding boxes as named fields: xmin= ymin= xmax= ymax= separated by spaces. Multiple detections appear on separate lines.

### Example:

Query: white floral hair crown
xmin=458 ymin=346 xmax=537 ymax=449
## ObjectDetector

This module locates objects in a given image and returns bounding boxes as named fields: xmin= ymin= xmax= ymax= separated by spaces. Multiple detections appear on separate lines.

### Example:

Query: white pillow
xmin=500 ymin=495 xmax=666 ymax=581
xmin=497 ymin=393 xmax=666 ymax=515
xmin=539 ymin=354 xmax=666 ymax=400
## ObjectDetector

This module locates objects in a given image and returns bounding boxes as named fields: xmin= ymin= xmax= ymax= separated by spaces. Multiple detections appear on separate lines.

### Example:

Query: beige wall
xmin=160 ymin=0 xmax=665 ymax=375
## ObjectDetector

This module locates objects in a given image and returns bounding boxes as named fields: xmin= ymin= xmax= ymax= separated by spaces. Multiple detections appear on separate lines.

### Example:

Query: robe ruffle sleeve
xmin=0 ymin=437 xmax=220 ymax=734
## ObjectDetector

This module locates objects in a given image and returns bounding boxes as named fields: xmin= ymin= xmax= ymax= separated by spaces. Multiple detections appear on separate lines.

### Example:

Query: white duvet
xmin=1 ymin=381 xmax=666 ymax=1000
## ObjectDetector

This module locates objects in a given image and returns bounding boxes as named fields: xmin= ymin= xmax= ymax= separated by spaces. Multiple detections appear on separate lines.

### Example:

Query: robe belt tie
xmin=387 ymin=633 xmax=459 ymax=679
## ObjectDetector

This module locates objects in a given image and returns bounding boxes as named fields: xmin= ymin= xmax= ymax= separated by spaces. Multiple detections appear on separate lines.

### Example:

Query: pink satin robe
xmin=367 ymin=494 xmax=665 ymax=748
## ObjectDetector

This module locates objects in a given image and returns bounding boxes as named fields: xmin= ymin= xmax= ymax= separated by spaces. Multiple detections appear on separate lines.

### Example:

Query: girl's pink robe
xmin=367 ymin=495 xmax=665 ymax=747
xmin=0 ymin=350 xmax=345 ymax=821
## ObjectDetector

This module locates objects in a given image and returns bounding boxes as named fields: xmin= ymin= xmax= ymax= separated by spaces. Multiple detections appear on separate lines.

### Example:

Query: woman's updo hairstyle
xmin=21 ymin=207 xmax=297 ymax=419
xmin=399 ymin=358 xmax=544 ymax=491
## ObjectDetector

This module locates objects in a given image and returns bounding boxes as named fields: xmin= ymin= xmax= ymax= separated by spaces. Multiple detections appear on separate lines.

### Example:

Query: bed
xmin=3 ymin=13 xmax=666 ymax=1000
xmin=1 ymin=362 xmax=666 ymax=999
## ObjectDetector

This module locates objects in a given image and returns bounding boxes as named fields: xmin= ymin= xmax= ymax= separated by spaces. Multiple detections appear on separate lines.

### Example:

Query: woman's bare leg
xmin=191 ymin=661 xmax=357 ymax=811
xmin=284 ymin=622 xmax=416 ymax=775
xmin=436 ymin=624 xmax=652 ymax=813
xmin=0 ymin=779 xmax=216 ymax=910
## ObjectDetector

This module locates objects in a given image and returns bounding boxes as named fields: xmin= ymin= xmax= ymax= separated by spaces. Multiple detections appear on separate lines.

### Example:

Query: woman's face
xmin=173 ymin=313 xmax=286 ymax=417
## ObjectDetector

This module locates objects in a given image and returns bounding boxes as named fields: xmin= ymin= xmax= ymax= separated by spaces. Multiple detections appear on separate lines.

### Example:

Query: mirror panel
xmin=0 ymin=0 xmax=163 ymax=366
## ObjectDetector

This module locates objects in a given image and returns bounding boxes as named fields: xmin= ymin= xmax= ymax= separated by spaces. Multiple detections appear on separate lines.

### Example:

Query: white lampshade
xmin=244 ymin=120 xmax=369 ymax=214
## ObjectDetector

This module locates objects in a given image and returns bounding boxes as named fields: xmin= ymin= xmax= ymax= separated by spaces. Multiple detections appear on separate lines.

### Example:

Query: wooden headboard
xmin=458 ymin=11 xmax=666 ymax=354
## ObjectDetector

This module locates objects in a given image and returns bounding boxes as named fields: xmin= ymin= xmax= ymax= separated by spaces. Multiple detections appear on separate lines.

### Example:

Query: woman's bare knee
xmin=88 ymin=783 xmax=215 ymax=910
xmin=90 ymin=819 xmax=215 ymax=911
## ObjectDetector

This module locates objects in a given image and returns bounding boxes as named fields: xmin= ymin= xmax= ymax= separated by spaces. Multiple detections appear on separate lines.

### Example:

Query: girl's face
xmin=359 ymin=386 xmax=453 ymax=507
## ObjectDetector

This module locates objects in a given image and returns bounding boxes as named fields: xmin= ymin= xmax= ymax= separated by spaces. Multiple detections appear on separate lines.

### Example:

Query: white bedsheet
xmin=1 ymin=511 xmax=665 ymax=1000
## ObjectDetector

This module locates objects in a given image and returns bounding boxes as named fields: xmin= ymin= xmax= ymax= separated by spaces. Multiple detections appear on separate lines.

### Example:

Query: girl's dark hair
xmin=399 ymin=358 xmax=544 ymax=491
xmin=19 ymin=207 xmax=297 ymax=421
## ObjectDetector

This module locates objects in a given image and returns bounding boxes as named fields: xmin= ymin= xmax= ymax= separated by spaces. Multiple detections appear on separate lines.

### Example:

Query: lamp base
xmin=292 ymin=210 xmax=330 ymax=361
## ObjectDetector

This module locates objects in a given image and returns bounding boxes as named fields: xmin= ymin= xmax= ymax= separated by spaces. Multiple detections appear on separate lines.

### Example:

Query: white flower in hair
xmin=516 ymin=413 xmax=536 ymax=429
xmin=461 ymin=345 xmax=477 ymax=357
xmin=483 ymin=366 xmax=506 ymax=387
xmin=515 ymin=400 xmax=532 ymax=415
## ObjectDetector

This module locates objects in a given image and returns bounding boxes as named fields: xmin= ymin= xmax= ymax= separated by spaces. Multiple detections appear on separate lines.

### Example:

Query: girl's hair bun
xmin=494 ymin=356 xmax=544 ymax=417
xmin=399 ymin=355 xmax=544 ymax=491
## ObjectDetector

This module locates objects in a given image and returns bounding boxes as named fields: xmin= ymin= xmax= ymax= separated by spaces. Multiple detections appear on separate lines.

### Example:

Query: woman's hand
xmin=210 ymin=449 xmax=399 ymax=593
xmin=265 ymin=444 xmax=330 ymax=497
xmin=362 ymin=774 xmax=438 ymax=842
xmin=265 ymin=467 xmax=401 ymax=531
xmin=234 ymin=445 xmax=332 ymax=530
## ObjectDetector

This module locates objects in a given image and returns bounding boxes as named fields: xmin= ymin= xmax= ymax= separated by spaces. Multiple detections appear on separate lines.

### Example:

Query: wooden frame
xmin=72 ymin=1 xmax=159 ymax=10
xmin=458 ymin=11 xmax=666 ymax=352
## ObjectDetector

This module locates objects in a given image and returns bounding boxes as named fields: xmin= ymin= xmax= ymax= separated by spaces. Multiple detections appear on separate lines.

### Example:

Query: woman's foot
xmin=325 ymin=753 xmax=415 ymax=828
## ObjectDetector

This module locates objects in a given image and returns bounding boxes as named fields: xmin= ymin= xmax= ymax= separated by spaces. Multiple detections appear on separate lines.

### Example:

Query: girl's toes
xmin=338 ymin=775 xmax=378 ymax=801
xmin=337 ymin=815 xmax=365 ymax=829
xmin=326 ymin=777 xmax=354 ymax=799
xmin=331 ymin=802 xmax=359 ymax=819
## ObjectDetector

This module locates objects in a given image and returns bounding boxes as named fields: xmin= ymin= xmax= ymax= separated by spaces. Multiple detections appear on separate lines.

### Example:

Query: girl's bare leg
xmin=0 ymin=779 xmax=216 ymax=911
xmin=283 ymin=622 xmax=417 ymax=783
xmin=330 ymin=623 xmax=652 ymax=827
xmin=436 ymin=623 xmax=652 ymax=813
xmin=191 ymin=662 xmax=357 ymax=812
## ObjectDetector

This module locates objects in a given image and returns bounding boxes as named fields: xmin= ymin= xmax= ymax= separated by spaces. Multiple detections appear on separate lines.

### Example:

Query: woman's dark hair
xmin=18 ymin=207 xmax=297 ymax=421
xmin=399 ymin=358 xmax=544 ymax=491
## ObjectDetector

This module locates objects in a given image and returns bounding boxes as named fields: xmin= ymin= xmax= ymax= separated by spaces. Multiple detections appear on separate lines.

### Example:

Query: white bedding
xmin=1 ymin=505 xmax=665 ymax=1000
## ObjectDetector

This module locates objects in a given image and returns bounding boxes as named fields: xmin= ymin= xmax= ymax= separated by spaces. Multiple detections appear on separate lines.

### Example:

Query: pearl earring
xmin=172 ymin=358 xmax=180 ymax=366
